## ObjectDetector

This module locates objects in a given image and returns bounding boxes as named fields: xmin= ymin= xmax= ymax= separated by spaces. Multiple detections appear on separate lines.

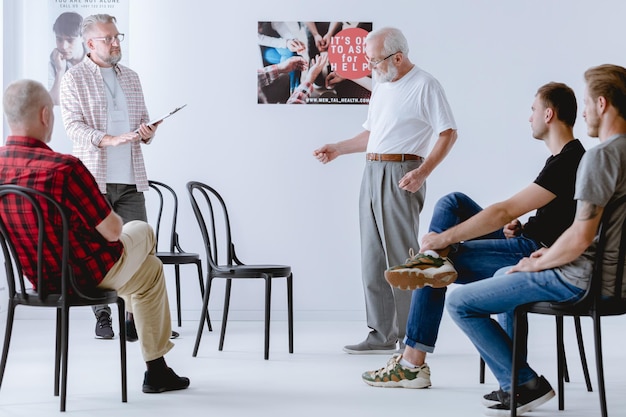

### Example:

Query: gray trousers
xmin=93 ymin=183 xmax=147 ymax=318
xmin=359 ymin=159 xmax=425 ymax=346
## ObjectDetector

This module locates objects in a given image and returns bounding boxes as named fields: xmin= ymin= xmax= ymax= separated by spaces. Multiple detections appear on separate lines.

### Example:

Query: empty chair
xmin=186 ymin=181 xmax=293 ymax=360
xmin=148 ymin=180 xmax=207 ymax=329
xmin=0 ymin=185 xmax=127 ymax=411
xmin=511 ymin=194 xmax=626 ymax=417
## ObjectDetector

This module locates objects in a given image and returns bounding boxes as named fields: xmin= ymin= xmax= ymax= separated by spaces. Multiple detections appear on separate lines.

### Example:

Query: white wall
xmin=3 ymin=0 xmax=626 ymax=321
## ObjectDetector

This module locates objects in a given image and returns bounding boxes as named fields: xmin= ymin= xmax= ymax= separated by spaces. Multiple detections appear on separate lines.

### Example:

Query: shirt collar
xmin=85 ymin=53 xmax=122 ymax=76
xmin=5 ymin=136 xmax=53 ymax=151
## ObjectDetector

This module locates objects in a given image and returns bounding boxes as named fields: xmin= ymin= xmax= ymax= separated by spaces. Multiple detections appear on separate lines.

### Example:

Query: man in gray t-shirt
xmin=446 ymin=64 xmax=626 ymax=416
xmin=558 ymin=134 xmax=626 ymax=296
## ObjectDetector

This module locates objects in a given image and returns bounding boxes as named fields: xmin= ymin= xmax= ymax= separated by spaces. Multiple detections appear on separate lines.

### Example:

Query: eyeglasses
xmin=91 ymin=34 xmax=125 ymax=45
xmin=367 ymin=52 xmax=400 ymax=68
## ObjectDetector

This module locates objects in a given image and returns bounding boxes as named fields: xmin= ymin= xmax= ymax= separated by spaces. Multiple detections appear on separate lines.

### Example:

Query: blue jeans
xmin=446 ymin=266 xmax=584 ymax=390
xmin=404 ymin=192 xmax=540 ymax=352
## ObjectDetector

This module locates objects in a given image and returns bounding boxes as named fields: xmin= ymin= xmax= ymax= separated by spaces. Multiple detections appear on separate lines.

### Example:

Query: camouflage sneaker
xmin=361 ymin=354 xmax=432 ymax=389
xmin=385 ymin=249 xmax=458 ymax=290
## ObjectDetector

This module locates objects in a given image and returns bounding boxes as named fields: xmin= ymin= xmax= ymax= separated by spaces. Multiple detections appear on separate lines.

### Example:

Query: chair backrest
xmin=0 ymin=185 xmax=86 ymax=303
xmin=591 ymin=193 xmax=626 ymax=303
xmin=186 ymin=181 xmax=234 ymax=270
xmin=148 ymin=180 xmax=181 ymax=253
xmin=563 ymin=194 xmax=626 ymax=310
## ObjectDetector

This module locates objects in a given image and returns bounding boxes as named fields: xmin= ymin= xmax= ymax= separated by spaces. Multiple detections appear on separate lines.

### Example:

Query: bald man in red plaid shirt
xmin=1 ymin=79 xmax=189 ymax=394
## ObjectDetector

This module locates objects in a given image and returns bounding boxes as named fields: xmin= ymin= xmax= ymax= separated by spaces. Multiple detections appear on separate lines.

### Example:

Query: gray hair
xmin=82 ymin=14 xmax=117 ymax=40
xmin=3 ymin=79 xmax=50 ymax=127
xmin=366 ymin=27 xmax=409 ymax=56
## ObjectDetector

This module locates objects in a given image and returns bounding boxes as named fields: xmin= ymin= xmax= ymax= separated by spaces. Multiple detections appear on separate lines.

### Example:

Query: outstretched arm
xmin=313 ymin=130 xmax=370 ymax=164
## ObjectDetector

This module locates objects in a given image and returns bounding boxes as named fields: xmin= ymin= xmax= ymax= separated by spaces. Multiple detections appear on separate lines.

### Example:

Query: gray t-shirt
xmin=558 ymin=134 xmax=626 ymax=296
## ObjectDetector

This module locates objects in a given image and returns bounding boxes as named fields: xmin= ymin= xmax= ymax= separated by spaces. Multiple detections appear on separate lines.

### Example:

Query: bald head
xmin=3 ymin=79 xmax=54 ymax=142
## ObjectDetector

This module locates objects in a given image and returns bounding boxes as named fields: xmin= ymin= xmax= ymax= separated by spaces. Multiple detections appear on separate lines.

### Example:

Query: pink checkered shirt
xmin=60 ymin=54 xmax=152 ymax=193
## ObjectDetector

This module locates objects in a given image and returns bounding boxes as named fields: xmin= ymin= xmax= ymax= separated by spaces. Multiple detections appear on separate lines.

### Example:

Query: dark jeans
xmin=404 ymin=192 xmax=540 ymax=352
xmin=93 ymin=183 xmax=147 ymax=318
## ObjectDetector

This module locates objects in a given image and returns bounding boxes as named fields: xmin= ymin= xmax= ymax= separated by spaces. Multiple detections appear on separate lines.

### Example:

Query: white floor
xmin=0 ymin=312 xmax=623 ymax=417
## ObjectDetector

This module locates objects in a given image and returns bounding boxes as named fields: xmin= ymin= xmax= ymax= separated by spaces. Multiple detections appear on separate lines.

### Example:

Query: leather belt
xmin=366 ymin=153 xmax=422 ymax=162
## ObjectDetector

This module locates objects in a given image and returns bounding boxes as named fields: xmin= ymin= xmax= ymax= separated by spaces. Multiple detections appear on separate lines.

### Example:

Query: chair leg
xmin=218 ymin=279 xmax=232 ymax=351
xmin=116 ymin=298 xmax=128 ymax=403
xmin=574 ymin=316 xmax=593 ymax=392
xmin=264 ymin=276 xmax=272 ymax=360
xmin=592 ymin=314 xmax=608 ymax=417
xmin=479 ymin=357 xmax=486 ymax=384
xmin=54 ymin=308 xmax=62 ymax=397
xmin=556 ymin=316 xmax=565 ymax=410
xmin=193 ymin=276 xmax=213 ymax=357
xmin=175 ymin=265 xmax=182 ymax=327
xmin=287 ymin=273 xmax=294 ymax=354
xmin=196 ymin=261 xmax=211 ymax=331
xmin=511 ymin=309 xmax=528 ymax=417
xmin=59 ymin=307 xmax=70 ymax=412
xmin=0 ymin=303 xmax=16 ymax=390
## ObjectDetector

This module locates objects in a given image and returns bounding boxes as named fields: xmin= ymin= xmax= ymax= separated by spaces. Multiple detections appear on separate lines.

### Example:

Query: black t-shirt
xmin=522 ymin=139 xmax=586 ymax=246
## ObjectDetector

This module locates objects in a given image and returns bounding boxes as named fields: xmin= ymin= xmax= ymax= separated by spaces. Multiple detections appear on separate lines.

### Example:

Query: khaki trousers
xmin=98 ymin=220 xmax=174 ymax=361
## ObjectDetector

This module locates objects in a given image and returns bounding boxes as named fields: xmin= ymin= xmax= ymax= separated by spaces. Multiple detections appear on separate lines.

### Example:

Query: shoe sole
xmin=362 ymin=377 xmax=431 ymax=389
xmin=343 ymin=346 xmax=397 ymax=355
xmin=94 ymin=335 xmax=114 ymax=340
xmin=483 ymin=389 xmax=555 ymax=416
xmin=142 ymin=384 xmax=189 ymax=394
xmin=481 ymin=398 xmax=500 ymax=407
xmin=385 ymin=268 xmax=458 ymax=290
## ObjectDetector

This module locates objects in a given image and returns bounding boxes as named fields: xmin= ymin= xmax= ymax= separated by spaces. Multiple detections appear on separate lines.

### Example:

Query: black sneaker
xmin=482 ymin=389 xmax=504 ymax=407
xmin=485 ymin=375 xmax=555 ymax=416
xmin=95 ymin=312 xmax=114 ymax=339
xmin=125 ymin=320 xmax=139 ymax=342
xmin=142 ymin=367 xmax=190 ymax=393
xmin=125 ymin=320 xmax=180 ymax=342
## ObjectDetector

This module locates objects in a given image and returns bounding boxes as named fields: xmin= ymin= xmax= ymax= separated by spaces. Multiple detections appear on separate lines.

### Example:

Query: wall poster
xmin=48 ymin=0 xmax=129 ymax=105
xmin=258 ymin=22 xmax=373 ymax=105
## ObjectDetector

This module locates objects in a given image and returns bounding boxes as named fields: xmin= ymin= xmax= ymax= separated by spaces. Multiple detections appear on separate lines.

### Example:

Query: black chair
xmin=148 ymin=180 xmax=208 ymax=329
xmin=479 ymin=317 xmax=592 ymax=389
xmin=0 ymin=185 xmax=127 ymax=411
xmin=511 ymin=194 xmax=626 ymax=417
xmin=187 ymin=181 xmax=294 ymax=360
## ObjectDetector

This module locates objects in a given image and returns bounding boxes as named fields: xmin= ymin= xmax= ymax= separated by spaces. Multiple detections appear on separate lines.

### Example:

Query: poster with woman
xmin=258 ymin=21 xmax=372 ymax=105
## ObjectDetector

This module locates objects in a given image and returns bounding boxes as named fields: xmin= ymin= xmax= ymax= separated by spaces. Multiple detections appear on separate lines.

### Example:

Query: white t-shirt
xmin=363 ymin=65 xmax=456 ymax=157
xmin=100 ymin=66 xmax=135 ymax=185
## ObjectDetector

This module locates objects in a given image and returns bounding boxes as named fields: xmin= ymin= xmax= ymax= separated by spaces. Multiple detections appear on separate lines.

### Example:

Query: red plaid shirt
xmin=0 ymin=136 xmax=123 ymax=292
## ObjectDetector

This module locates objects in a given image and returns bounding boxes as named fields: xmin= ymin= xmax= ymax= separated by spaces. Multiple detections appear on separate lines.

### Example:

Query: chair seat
xmin=155 ymin=251 xmax=201 ymax=264
xmin=523 ymin=300 xmax=626 ymax=317
xmin=16 ymin=288 xmax=119 ymax=308
xmin=214 ymin=264 xmax=291 ymax=277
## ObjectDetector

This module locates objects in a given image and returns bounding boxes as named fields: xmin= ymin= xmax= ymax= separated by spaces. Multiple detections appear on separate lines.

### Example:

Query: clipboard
xmin=134 ymin=104 xmax=187 ymax=132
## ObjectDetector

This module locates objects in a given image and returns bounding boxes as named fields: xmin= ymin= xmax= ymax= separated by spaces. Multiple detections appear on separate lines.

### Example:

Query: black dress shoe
xmin=142 ymin=367 xmax=190 ymax=393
